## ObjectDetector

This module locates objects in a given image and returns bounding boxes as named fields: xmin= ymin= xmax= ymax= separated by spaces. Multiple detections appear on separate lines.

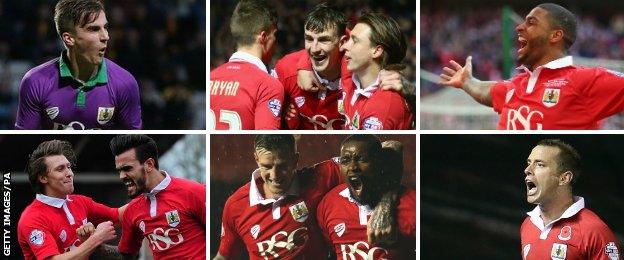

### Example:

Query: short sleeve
xmin=116 ymin=75 xmax=142 ymax=129
xmin=117 ymin=206 xmax=143 ymax=254
xmin=254 ymin=78 xmax=284 ymax=129
xmin=18 ymin=217 xmax=60 ymax=260
xmin=15 ymin=73 xmax=43 ymax=129
xmin=83 ymin=196 xmax=119 ymax=225
xmin=490 ymin=81 xmax=509 ymax=114
xmin=217 ymin=197 xmax=244 ymax=258
xmin=581 ymin=68 xmax=624 ymax=120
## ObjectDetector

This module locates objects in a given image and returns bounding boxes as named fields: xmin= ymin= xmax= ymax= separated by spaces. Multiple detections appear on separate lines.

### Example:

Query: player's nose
xmin=101 ymin=29 xmax=109 ymax=42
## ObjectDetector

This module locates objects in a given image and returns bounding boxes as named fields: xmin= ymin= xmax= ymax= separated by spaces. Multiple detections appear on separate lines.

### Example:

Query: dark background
xmin=421 ymin=134 xmax=624 ymax=259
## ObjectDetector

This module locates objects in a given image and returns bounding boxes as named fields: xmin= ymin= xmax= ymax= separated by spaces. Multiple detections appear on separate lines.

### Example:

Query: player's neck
xmin=528 ymin=50 xmax=566 ymax=71
xmin=66 ymin=50 xmax=99 ymax=82
xmin=317 ymin=67 xmax=340 ymax=82
xmin=355 ymin=63 xmax=380 ymax=89
xmin=145 ymin=169 xmax=166 ymax=192
xmin=539 ymin=195 xmax=574 ymax=226
xmin=237 ymin=45 xmax=266 ymax=65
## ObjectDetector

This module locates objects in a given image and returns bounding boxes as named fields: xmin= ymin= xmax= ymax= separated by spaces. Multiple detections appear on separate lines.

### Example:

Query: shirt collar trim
xmin=229 ymin=51 xmax=268 ymax=73
xmin=526 ymin=196 xmax=584 ymax=230
xmin=249 ymin=169 xmax=299 ymax=206
xmin=36 ymin=193 xmax=72 ymax=208
xmin=516 ymin=56 xmax=574 ymax=72
xmin=313 ymin=69 xmax=341 ymax=91
xmin=59 ymin=51 xmax=108 ymax=87
xmin=147 ymin=171 xmax=172 ymax=196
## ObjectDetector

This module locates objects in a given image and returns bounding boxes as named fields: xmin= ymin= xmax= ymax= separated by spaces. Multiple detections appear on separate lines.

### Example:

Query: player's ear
xmin=39 ymin=174 xmax=48 ymax=184
xmin=61 ymin=32 xmax=75 ymax=47
xmin=144 ymin=158 xmax=156 ymax=172
xmin=338 ymin=35 xmax=348 ymax=49
xmin=550 ymin=29 xmax=564 ymax=44
xmin=559 ymin=171 xmax=573 ymax=186
xmin=371 ymin=45 xmax=384 ymax=59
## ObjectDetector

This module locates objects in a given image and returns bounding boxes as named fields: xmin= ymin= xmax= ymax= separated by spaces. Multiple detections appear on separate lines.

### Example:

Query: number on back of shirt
xmin=210 ymin=109 xmax=242 ymax=130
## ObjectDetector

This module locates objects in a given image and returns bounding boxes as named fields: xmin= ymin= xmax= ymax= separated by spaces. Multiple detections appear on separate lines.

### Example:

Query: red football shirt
xmin=275 ymin=49 xmax=346 ymax=130
xmin=210 ymin=51 xmax=284 ymax=129
xmin=118 ymin=173 xmax=206 ymax=260
xmin=316 ymin=184 xmax=416 ymax=259
xmin=520 ymin=197 xmax=621 ymax=260
xmin=218 ymin=159 xmax=343 ymax=259
xmin=18 ymin=194 xmax=118 ymax=260
xmin=491 ymin=56 xmax=624 ymax=130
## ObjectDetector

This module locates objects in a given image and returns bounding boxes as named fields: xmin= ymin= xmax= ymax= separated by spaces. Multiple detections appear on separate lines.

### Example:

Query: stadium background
xmin=1 ymin=134 xmax=206 ymax=260
xmin=210 ymin=0 xmax=416 ymax=91
xmin=209 ymin=134 xmax=416 ymax=258
xmin=421 ymin=135 xmax=624 ymax=259
xmin=421 ymin=0 xmax=624 ymax=129
xmin=0 ymin=0 xmax=206 ymax=130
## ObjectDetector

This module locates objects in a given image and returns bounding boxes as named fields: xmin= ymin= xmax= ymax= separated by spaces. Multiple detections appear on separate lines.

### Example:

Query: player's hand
xmin=297 ymin=69 xmax=325 ymax=92
xmin=381 ymin=140 xmax=403 ymax=154
xmin=379 ymin=70 xmax=403 ymax=91
xmin=367 ymin=195 xmax=397 ymax=246
xmin=285 ymin=103 xmax=298 ymax=120
xmin=92 ymin=221 xmax=117 ymax=243
xmin=76 ymin=222 xmax=95 ymax=242
xmin=439 ymin=56 xmax=473 ymax=88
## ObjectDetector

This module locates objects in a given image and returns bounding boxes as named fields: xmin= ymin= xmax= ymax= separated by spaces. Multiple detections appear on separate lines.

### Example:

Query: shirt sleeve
xmin=117 ymin=75 xmax=143 ymax=129
xmin=362 ymin=91 xmax=409 ymax=130
xmin=117 ymin=205 xmax=143 ymax=254
xmin=315 ymin=193 xmax=333 ymax=244
xmin=84 ymin=196 xmax=119 ymax=225
xmin=15 ymin=73 xmax=43 ymax=129
xmin=18 ymin=217 xmax=60 ymax=260
xmin=217 ymin=197 xmax=244 ymax=258
xmin=581 ymin=68 xmax=624 ymax=120
xmin=397 ymin=189 xmax=416 ymax=239
xmin=254 ymin=78 xmax=284 ymax=129
xmin=583 ymin=222 xmax=621 ymax=260
xmin=188 ymin=183 xmax=207 ymax=226
xmin=490 ymin=81 xmax=509 ymax=114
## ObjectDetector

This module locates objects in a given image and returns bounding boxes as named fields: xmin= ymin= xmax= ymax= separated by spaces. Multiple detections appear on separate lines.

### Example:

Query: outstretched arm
xmin=439 ymin=56 xmax=496 ymax=107
xmin=49 ymin=221 xmax=117 ymax=260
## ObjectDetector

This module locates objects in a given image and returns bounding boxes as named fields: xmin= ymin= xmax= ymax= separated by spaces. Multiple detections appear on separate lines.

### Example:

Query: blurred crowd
xmin=210 ymin=0 xmax=416 ymax=87
xmin=0 ymin=0 xmax=206 ymax=129
xmin=421 ymin=6 xmax=624 ymax=96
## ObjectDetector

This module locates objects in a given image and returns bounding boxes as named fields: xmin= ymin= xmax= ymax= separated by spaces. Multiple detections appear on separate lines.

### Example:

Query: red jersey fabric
xmin=520 ymin=197 xmax=621 ymax=260
xmin=118 ymin=173 xmax=206 ymax=260
xmin=275 ymin=49 xmax=346 ymax=130
xmin=218 ymin=159 xmax=343 ymax=259
xmin=18 ymin=194 xmax=118 ymax=260
xmin=491 ymin=56 xmax=624 ymax=130
xmin=210 ymin=51 xmax=284 ymax=129
xmin=316 ymin=184 xmax=416 ymax=259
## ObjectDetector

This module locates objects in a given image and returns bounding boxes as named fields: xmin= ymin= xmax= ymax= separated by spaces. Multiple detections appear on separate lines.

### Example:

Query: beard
xmin=126 ymin=168 xmax=148 ymax=199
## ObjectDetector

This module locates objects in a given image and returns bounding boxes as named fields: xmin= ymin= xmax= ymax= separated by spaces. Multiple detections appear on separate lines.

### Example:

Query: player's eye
xmin=339 ymin=156 xmax=352 ymax=165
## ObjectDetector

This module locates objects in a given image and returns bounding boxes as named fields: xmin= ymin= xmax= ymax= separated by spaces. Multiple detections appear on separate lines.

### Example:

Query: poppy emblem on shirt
xmin=289 ymin=201 xmax=309 ymax=223
xmin=363 ymin=117 xmax=383 ymax=130
xmin=97 ymin=107 xmax=115 ymax=125
xmin=29 ymin=229 xmax=45 ymax=246
xmin=46 ymin=107 xmax=60 ymax=120
xmin=268 ymin=99 xmax=282 ymax=117
xmin=334 ymin=223 xmax=346 ymax=237
xmin=551 ymin=243 xmax=567 ymax=260
xmin=251 ymin=224 xmax=261 ymax=239
xmin=542 ymin=88 xmax=560 ymax=108
xmin=165 ymin=210 xmax=181 ymax=227
xmin=557 ymin=226 xmax=572 ymax=241
xmin=605 ymin=242 xmax=620 ymax=260
xmin=295 ymin=96 xmax=305 ymax=108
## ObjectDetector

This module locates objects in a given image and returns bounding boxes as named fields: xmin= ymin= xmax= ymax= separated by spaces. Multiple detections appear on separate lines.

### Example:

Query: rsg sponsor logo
xmin=147 ymin=227 xmax=184 ymax=251
xmin=506 ymin=105 xmax=544 ymax=130
xmin=256 ymin=227 xmax=308 ymax=259
xmin=339 ymin=241 xmax=388 ymax=260
xmin=301 ymin=114 xmax=345 ymax=130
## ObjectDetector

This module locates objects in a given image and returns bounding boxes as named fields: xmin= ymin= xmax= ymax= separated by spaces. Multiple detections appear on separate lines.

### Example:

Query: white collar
xmin=36 ymin=193 xmax=72 ymax=208
xmin=339 ymin=187 xmax=372 ymax=225
xmin=350 ymin=74 xmax=380 ymax=105
xmin=147 ymin=171 xmax=172 ymax=196
xmin=313 ymin=69 xmax=341 ymax=91
xmin=527 ymin=196 xmax=584 ymax=230
xmin=229 ymin=51 xmax=268 ymax=73
xmin=517 ymin=56 xmax=574 ymax=73
xmin=249 ymin=169 xmax=299 ymax=207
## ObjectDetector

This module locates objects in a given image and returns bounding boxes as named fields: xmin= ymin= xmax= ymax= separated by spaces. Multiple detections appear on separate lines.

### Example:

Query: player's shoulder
xmin=67 ymin=194 xmax=94 ymax=204
xmin=324 ymin=183 xmax=348 ymax=200
xmin=224 ymin=182 xmax=252 ymax=210
xmin=575 ymin=208 xmax=614 ymax=231
xmin=170 ymin=176 xmax=206 ymax=191
xmin=104 ymin=58 xmax=138 ymax=85
xmin=398 ymin=187 xmax=416 ymax=204
xmin=22 ymin=58 xmax=59 ymax=84
xmin=275 ymin=49 xmax=306 ymax=77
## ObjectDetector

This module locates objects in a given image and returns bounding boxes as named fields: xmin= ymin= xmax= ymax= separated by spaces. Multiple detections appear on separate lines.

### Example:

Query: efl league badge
xmin=542 ymin=88 xmax=560 ymax=107
xmin=29 ymin=229 xmax=45 ymax=246
xmin=46 ymin=107 xmax=60 ymax=120
xmin=268 ymin=99 xmax=282 ymax=117
xmin=97 ymin=107 xmax=115 ymax=125
xmin=551 ymin=243 xmax=567 ymax=260
xmin=289 ymin=201 xmax=309 ymax=223
xmin=522 ymin=244 xmax=531 ymax=259
xmin=558 ymin=226 xmax=572 ymax=241
xmin=605 ymin=242 xmax=620 ymax=260
xmin=334 ymin=223 xmax=346 ymax=237
xmin=165 ymin=210 xmax=181 ymax=228
xmin=363 ymin=116 xmax=383 ymax=130
xmin=295 ymin=96 xmax=305 ymax=108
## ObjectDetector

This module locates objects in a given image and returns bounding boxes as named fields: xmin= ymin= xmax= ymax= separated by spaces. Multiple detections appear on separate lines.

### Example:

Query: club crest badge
xmin=46 ymin=107 xmax=60 ymax=120
xmin=251 ymin=224 xmax=260 ymax=239
xmin=605 ymin=242 xmax=619 ymax=260
xmin=97 ymin=107 xmax=115 ymax=125
xmin=542 ymin=88 xmax=560 ymax=107
xmin=295 ymin=96 xmax=305 ymax=108
xmin=334 ymin=223 xmax=346 ymax=237
xmin=551 ymin=243 xmax=567 ymax=260
xmin=29 ymin=229 xmax=45 ymax=246
xmin=268 ymin=99 xmax=282 ymax=117
xmin=558 ymin=226 xmax=572 ymax=241
xmin=289 ymin=201 xmax=309 ymax=223
xmin=165 ymin=210 xmax=181 ymax=227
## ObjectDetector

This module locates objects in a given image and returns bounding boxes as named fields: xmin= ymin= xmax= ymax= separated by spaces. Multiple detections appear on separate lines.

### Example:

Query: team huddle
xmin=210 ymin=1 xmax=415 ymax=130
xmin=17 ymin=135 xmax=206 ymax=259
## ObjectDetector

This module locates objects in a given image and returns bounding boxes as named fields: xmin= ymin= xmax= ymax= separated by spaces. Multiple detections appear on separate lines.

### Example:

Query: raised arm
xmin=439 ymin=56 xmax=496 ymax=107
xmin=49 ymin=221 xmax=116 ymax=260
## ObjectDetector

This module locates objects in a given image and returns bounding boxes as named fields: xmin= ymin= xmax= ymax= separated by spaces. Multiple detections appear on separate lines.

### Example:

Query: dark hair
xmin=230 ymin=0 xmax=278 ymax=47
xmin=54 ymin=0 xmax=105 ymax=36
xmin=341 ymin=134 xmax=382 ymax=159
xmin=254 ymin=135 xmax=296 ymax=154
xmin=110 ymin=135 xmax=159 ymax=168
xmin=537 ymin=3 xmax=577 ymax=50
xmin=27 ymin=140 xmax=76 ymax=194
xmin=536 ymin=139 xmax=581 ymax=185
xmin=304 ymin=3 xmax=347 ymax=39
xmin=358 ymin=12 xmax=407 ymax=70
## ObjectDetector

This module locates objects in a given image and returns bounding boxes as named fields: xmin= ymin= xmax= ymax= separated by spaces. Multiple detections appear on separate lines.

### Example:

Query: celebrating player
xmin=215 ymin=135 xmax=399 ymax=259
xmin=317 ymin=135 xmax=416 ymax=259
xmin=521 ymin=139 xmax=621 ymax=259
xmin=440 ymin=3 xmax=624 ymax=130
xmin=15 ymin=0 xmax=142 ymax=130
xmin=18 ymin=140 xmax=120 ymax=259
xmin=210 ymin=0 xmax=283 ymax=130
xmin=109 ymin=134 xmax=206 ymax=259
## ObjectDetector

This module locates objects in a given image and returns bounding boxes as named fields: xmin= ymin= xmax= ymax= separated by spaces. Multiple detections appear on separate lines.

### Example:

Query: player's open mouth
xmin=517 ymin=37 xmax=528 ymax=54
xmin=348 ymin=175 xmax=363 ymax=197
xmin=99 ymin=47 xmax=106 ymax=56
xmin=123 ymin=178 xmax=136 ymax=190
xmin=312 ymin=54 xmax=327 ymax=63
xmin=526 ymin=179 xmax=537 ymax=196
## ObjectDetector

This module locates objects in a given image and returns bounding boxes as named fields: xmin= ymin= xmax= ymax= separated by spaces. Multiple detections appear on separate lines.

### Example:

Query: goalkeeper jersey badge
xmin=551 ymin=243 xmax=567 ymax=260
xmin=165 ymin=210 xmax=181 ymax=227
xmin=289 ymin=201 xmax=308 ymax=222
xmin=542 ymin=88 xmax=560 ymax=107
xmin=97 ymin=107 xmax=115 ymax=124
